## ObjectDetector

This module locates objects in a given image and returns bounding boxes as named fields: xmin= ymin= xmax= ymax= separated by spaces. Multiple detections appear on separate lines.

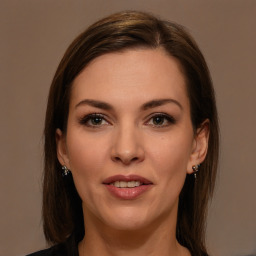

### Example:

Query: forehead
xmin=70 ymin=48 xmax=189 ymax=109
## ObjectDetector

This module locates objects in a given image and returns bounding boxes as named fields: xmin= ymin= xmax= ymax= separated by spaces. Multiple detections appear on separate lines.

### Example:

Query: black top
xmin=27 ymin=243 xmax=200 ymax=256
xmin=26 ymin=243 xmax=79 ymax=256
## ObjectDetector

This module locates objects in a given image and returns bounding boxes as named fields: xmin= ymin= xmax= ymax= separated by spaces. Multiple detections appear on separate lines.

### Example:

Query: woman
xmin=29 ymin=10 xmax=219 ymax=256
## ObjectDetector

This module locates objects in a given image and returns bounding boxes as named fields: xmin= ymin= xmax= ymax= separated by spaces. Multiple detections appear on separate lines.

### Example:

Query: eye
xmin=79 ymin=113 xmax=109 ymax=127
xmin=146 ymin=113 xmax=176 ymax=127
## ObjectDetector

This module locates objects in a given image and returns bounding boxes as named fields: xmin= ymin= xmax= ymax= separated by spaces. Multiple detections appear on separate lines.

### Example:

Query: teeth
xmin=111 ymin=181 xmax=141 ymax=188
xmin=128 ymin=181 xmax=135 ymax=188
xmin=120 ymin=181 xmax=126 ymax=188
xmin=114 ymin=181 xmax=120 ymax=187
xmin=135 ymin=181 xmax=140 ymax=187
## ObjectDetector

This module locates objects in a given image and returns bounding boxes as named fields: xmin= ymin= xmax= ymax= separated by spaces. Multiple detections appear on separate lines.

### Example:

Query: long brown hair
xmin=43 ymin=11 xmax=219 ymax=256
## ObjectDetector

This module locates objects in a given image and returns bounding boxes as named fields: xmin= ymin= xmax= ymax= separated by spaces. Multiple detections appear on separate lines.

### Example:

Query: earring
xmin=62 ymin=165 xmax=71 ymax=177
xmin=192 ymin=164 xmax=200 ymax=179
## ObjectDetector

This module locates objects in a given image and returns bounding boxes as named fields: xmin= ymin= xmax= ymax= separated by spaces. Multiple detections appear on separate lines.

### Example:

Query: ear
xmin=56 ymin=128 xmax=71 ymax=169
xmin=187 ymin=120 xmax=210 ymax=174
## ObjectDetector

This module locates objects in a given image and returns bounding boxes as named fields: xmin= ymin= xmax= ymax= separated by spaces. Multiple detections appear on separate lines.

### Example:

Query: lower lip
xmin=104 ymin=184 xmax=153 ymax=200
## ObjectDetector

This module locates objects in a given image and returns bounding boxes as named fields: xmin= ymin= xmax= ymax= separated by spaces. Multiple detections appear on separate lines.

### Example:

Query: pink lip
xmin=103 ymin=175 xmax=153 ymax=185
xmin=103 ymin=175 xmax=153 ymax=200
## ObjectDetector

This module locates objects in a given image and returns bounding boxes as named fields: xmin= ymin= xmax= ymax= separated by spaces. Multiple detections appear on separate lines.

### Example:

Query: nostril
xmin=114 ymin=156 xmax=139 ymax=165
xmin=114 ymin=156 xmax=120 ymax=162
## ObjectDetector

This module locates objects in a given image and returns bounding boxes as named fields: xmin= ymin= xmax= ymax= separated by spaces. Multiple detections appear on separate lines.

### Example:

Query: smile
xmin=103 ymin=175 xmax=153 ymax=200
xmin=110 ymin=181 xmax=141 ymax=188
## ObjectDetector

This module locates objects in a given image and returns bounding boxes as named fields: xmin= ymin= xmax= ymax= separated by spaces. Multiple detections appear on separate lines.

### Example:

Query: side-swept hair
xmin=43 ymin=10 xmax=219 ymax=256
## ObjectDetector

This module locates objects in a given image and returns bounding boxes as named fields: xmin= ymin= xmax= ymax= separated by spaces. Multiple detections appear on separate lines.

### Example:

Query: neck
xmin=78 ymin=209 xmax=190 ymax=256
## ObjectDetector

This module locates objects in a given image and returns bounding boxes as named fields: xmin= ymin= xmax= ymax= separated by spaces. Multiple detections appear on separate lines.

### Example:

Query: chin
xmin=97 ymin=205 xmax=154 ymax=231
xmin=107 ymin=216 xmax=151 ymax=232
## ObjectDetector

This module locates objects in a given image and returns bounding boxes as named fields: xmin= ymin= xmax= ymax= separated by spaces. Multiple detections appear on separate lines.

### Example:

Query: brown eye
xmin=147 ymin=114 xmax=176 ymax=127
xmin=90 ymin=116 xmax=104 ymax=125
xmin=79 ymin=114 xmax=109 ymax=127
xmin=152 ymin=116 xmax=165 ymax=125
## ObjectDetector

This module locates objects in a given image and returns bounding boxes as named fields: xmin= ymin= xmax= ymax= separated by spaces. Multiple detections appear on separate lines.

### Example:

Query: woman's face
xmin=57 ymin=48 xmax=208 ymax=231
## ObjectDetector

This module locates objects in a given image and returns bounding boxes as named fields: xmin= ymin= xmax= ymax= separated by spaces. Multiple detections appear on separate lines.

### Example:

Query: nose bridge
xmin=111 ymin=121 xmax=144 ymax=164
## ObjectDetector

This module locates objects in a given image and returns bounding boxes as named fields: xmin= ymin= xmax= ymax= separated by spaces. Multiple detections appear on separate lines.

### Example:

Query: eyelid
xmin=78 ymin=113 xmax=111 ymax=127
xmin=78 ymin=112 xmax=176 ymax=128
xmin=145 ymin=112 xmax=176 ymax=127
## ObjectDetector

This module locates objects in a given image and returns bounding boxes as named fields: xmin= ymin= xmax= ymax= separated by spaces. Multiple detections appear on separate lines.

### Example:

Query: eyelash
xmin=79 ymin=113 xmax=176 ymax=128
xmin=146 ymin=113 xmax=176 ymax=127
xmin=79 ymin=113 xmax=108 ymax=127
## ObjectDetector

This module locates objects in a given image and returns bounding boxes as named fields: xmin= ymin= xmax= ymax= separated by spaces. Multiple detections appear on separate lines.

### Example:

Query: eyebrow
xmin=141 ymin=99 xmax=183 ymax=111
xmin=75 ymin=98 xmax=182 ymax=111
xmin=75 ymin=99 xmax=113 ymax=110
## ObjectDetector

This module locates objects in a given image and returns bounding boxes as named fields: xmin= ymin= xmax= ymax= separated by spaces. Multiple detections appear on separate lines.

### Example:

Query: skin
xmin=56 ymin=48 xmax=209 ymax=256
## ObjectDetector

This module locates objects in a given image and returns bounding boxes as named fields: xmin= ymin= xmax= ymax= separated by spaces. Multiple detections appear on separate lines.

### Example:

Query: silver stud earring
xmin=62 ymin=165 xmax=71 ymax=177
xmin=192 ymin=164 xmax=200 ymax=179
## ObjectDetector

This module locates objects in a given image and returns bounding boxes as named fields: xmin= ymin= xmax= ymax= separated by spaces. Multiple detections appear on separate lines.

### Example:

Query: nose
xmin=111 ymin=125 xmax=145 ymax=165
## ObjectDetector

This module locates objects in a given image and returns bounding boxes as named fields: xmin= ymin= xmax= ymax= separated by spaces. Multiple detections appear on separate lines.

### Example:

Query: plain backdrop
xmin=0 ymin=1 xmax=255 ymax=256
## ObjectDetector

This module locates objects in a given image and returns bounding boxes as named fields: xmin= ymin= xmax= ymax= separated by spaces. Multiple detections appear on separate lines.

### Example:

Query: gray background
xmin=0 ymin=1 xmax=255 ymax=255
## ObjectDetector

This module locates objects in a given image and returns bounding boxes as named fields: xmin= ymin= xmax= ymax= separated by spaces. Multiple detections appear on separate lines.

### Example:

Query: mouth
xmin=102 ymin=175 xmax=153 ymax=200
xmin=103 ymin=174 xmax=153 ymax=186
xmin=109 ymin=180 xmax=141 ymax=188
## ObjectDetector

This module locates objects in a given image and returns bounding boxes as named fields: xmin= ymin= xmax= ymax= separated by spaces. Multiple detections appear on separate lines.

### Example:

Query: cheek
xmin=66 ymin=131 xmax=109 ymax=189
xmin=148 ymin=132 xmax=192 ymax=170
xmin=65 ymin=132 xmax=112 ymax=216
xmin=146 ymin=131 xmax=193 ymax=193
xmin=146 ymin=133 xmax=193 ymax=212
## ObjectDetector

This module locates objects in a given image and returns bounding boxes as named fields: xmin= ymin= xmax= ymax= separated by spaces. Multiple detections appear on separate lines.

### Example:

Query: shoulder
xmin=26 ymin=244 xmax=66 ymax=256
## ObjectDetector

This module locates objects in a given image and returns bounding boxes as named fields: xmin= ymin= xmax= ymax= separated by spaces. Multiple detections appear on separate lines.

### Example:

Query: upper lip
xmin=102 ymin=175 xmax=153 ymax=185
